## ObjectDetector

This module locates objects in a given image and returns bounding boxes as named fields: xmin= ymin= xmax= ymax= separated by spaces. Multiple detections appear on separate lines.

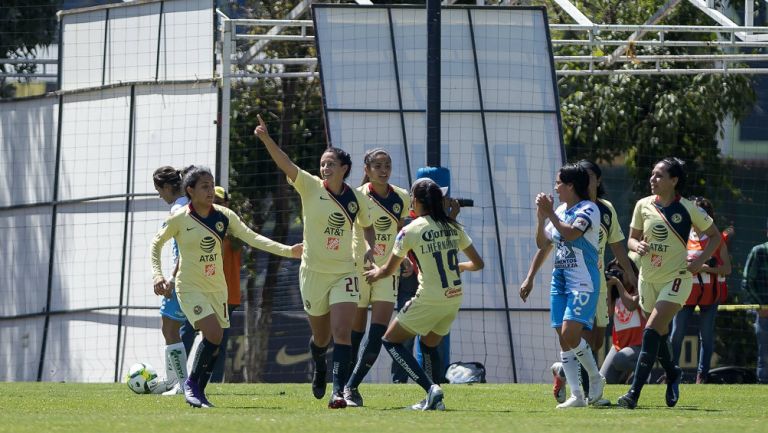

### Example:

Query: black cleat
xmin=617 ymin=392 xmax=638 ymax=410
xmin=666 ymin=366 xmax=682 ymax=407
xmin=312 ymin=369 xmax=327 ymax=399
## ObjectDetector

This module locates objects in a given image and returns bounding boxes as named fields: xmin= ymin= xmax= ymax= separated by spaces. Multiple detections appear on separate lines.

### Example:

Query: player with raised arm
xmin=254 ymin=115 xmax=376 ymax=409
xmin=150 ymin=166 xmax=301 ymax=408
xmin=520 ymin=163 xmax=604 ymax=408
xmin=617 ymin=157 xmax=720 ymax=409
xmin=343 ymin=148 xmax=410 ymax=407
xmin=364 ymin=178 xmax=484 ymax=411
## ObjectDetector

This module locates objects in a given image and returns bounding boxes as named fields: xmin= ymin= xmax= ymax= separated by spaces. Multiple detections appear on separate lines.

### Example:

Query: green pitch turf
xmin=0 ymin=383 xmax=764 ymax=433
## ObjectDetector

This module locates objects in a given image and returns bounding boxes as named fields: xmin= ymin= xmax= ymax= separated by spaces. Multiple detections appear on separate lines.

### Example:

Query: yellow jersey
xmin=353 ymin=183 xmax=410 ymax=267
xmin=392 ymin=216 xmax=473 ymax=305
xmin=597 ymin=198 xmax=625 ymax=271
xmin=630 ymin=195 xmax=713 ymax=283
xmin=289 ymin=168 xmax=372 ymax=273
xmin=151 ymin=203 xmax=293 ymax=293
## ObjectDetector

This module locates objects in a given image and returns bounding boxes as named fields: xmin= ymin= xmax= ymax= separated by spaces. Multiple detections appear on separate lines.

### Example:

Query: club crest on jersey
xmin=671 ymin=213 xmax=683 ymax=224
xmin=393 ymin=203 xmax=402 ymax=215
xmin=347 ymin=201 xmax=358 ymax=214
xmin=215 ymin=221 xmax=225 ymax=232
xmin=326 ymin=237 xmax=340 ymax=251
xmin=304 ymin=300 xmax=311 ymax=310
xmin=194 ymin=305 xmax=202 ymax=315
xmin=602 ymin=213 xmax=610 ymax=225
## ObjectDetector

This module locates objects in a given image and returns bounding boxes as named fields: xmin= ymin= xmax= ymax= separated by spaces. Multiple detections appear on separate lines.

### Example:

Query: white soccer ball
xmin=125 ymin=362 xmax=161 ymax=394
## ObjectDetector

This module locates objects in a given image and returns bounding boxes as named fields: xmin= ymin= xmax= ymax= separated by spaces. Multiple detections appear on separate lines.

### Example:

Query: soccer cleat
xmin=551 ymin=362 xmax=566 ymax=404
xmin=161 ymin=381 xmax=184 ymax=396
xmin=184 ymin=378 xmax=212 ymax=408
xmin=666 ymin=366 xmax=682 ymax=407
xmin=587 ymin=374 xmax=606 ymax=405
xmin=617 ymin=392 xmax=638 ymax=410
xmin=312 ymin=368 xmax=327 ymax=400
xmin=328 ymin=391 xmax=347 ymax=409
xmin=556 ymin=395 xmax=587 ymax=408
xmin=423 ymin=384 xmax=444 ymax=411
xmin=343 ymin=387 xmax=364 ymax=407
xmin=593 ymin=398 xmax=611 ymax=407
xmin=409 ymin=398 xmax=446 ymax=411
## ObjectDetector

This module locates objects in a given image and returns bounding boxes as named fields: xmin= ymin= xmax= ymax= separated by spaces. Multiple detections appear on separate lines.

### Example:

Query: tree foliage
xmin=0 ymin=0 xmax=58 ymax=97
xmin=550 ymin=0 xmax=756 ymax=198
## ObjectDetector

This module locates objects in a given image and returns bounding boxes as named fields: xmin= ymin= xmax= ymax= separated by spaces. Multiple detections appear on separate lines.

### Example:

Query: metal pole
xmin=219 ymin=18 xmax=233 ymax=188
xmin=426 ymin=0 xmax=441 ymax=167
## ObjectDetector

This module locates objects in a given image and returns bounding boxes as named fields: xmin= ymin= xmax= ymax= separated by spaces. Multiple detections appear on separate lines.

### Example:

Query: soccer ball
xmin=125 ymin=362 xmax=161 ymax=394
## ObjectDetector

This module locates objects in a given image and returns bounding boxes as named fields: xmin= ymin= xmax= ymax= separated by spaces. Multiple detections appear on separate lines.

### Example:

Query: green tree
xmin=0 ymin=0 xmax=58 ymax=97
xmin=226 ymin=0 xmax=326 ymax=382
xmin=551 ymin=0 xmax=756 ymax=199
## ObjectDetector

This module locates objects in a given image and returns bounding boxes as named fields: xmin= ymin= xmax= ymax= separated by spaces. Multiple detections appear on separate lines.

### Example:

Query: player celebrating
xmin=522 ymin=163 xmax=604 ymax=408
xmin=150 ymin=167 xmax=301 ymax=408
xmin=254 ymin=115 xmax=375 ymax=409
xmin=617 ymin=157 xmax=721 ymax=409
xmin=365 ymin=178 xmax=484 ymax=411
xmin=343 ymin=148 xmax=410 ymax=407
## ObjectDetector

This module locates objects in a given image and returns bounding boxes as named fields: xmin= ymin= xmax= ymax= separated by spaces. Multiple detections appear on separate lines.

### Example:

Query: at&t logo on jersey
xmin=325 ymin=212 xmax=346 ymax=236
xmin=199 ymin=236 xmax=218 ymax=263
xmin=648 ymin=224 xmax=669 ymax=252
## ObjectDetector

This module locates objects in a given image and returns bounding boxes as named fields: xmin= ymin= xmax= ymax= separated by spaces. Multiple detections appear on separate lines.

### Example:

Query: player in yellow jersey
xmin=365 ymin=178 xmax=484 ymax=411
xmin=617 ymin=158 xmax=721 ymax=409
xmin=343 ymin=148 xmax=410 ymax=407
xmin=151 ymin=167 xmax=302 ymax=408
xmin=254 ymin=115 xmax=376 ymax=409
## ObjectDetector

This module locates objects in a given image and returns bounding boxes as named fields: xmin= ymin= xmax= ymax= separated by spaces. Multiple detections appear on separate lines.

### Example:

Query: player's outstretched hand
xmin=254 ymin=114 xmax=269 ymax=140
xmin=290 ymin=243 xmax=303 ymax=258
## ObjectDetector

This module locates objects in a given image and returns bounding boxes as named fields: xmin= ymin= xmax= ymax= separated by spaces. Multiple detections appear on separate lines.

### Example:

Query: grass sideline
xmin=1 ymin=383 xmax=764 ymax=433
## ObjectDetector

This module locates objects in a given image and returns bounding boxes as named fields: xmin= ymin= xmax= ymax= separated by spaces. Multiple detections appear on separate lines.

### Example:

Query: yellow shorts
xmin=594 ymin=277 xmax=609 ymax=328
xmin=300 ymin=264 xmax=359 ymax=316
xmin=396 ymin=296 xmax=460 ymax=337
xmin=357 ymin=266 xmax=398 ymax=307
xmin=638 ymin=274 xmax=693 ymax=313
xmin=177 ymin=289 xmax=230 ymax=329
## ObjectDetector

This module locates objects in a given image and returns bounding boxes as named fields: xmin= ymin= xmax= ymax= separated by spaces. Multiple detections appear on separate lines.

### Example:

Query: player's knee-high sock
xmin=656 ymin=332 xmax=678 ymax=376
xmin=419 ymin=341 xmax=442 ymax=384
xmin=383 ymin=340 xmax=433 ymax=392
xmin=628 ymin=328 xmax=662 ymax=399
xmin=560 ymin=350 xmax=584 ymax=398
xmin=331 ymin=343 xmax=352 ymax=395
xmin=573 ymin=339 xmax=600 ymax=378
xmin=189 ymin=338 xmax=220 ymax=384
xmin=165 ymin=342 xmax=188 ymax=385
xmin=350 ymin=330 xmax=365 ymax=373
xmin=310 ymin=338 xmax=329 ymax=373
xmin=347 ymin=324 xmax=386 ymax=389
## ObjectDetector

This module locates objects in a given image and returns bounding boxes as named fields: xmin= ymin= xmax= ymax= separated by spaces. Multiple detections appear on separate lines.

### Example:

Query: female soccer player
xmin=152 ymin=165 xmax=192 ymax=396
xmin=254 ymin=115 xmax=376 ymax=408
xmin=364 ymin=178 xmax=484 ymax=411
xmin=151 ymin=167 xmax=301 ymax=408
xmin=343 ymin=148 xmax=410 ymax=407
xmin=617 ymin=157 xmax=721 ymax=409
xmin=520 ymin=163 xmax=604 ymax=408
xmin=524 ymin=161 xmax=637 ymax=404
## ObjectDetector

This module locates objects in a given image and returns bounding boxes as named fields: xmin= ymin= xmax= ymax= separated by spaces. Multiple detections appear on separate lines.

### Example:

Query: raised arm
xmin=254 ymin=114 xmax=299 ymax=182
xmin=458 ymin=244 xmax=484 ymax=273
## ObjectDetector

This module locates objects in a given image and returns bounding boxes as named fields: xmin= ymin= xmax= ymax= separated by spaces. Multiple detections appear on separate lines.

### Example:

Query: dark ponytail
xmin=152 ymin=166 xmax=183 ymax=194
xmin=411 ymin=178 xmax=459 ymax=229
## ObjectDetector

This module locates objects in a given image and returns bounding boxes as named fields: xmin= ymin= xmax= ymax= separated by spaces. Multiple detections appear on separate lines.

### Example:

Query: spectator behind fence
xmin=670 ymin=197 xmax=731 ymax=384
xmin=742 ymin=218 xmax=768 ymax=384
xmin=600 ymin=258 xmax=646 ymax=384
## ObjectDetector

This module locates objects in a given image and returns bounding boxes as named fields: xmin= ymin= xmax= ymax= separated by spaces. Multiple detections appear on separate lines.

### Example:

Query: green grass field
xmin=1 ymin=383 xmax=764 ymax=433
